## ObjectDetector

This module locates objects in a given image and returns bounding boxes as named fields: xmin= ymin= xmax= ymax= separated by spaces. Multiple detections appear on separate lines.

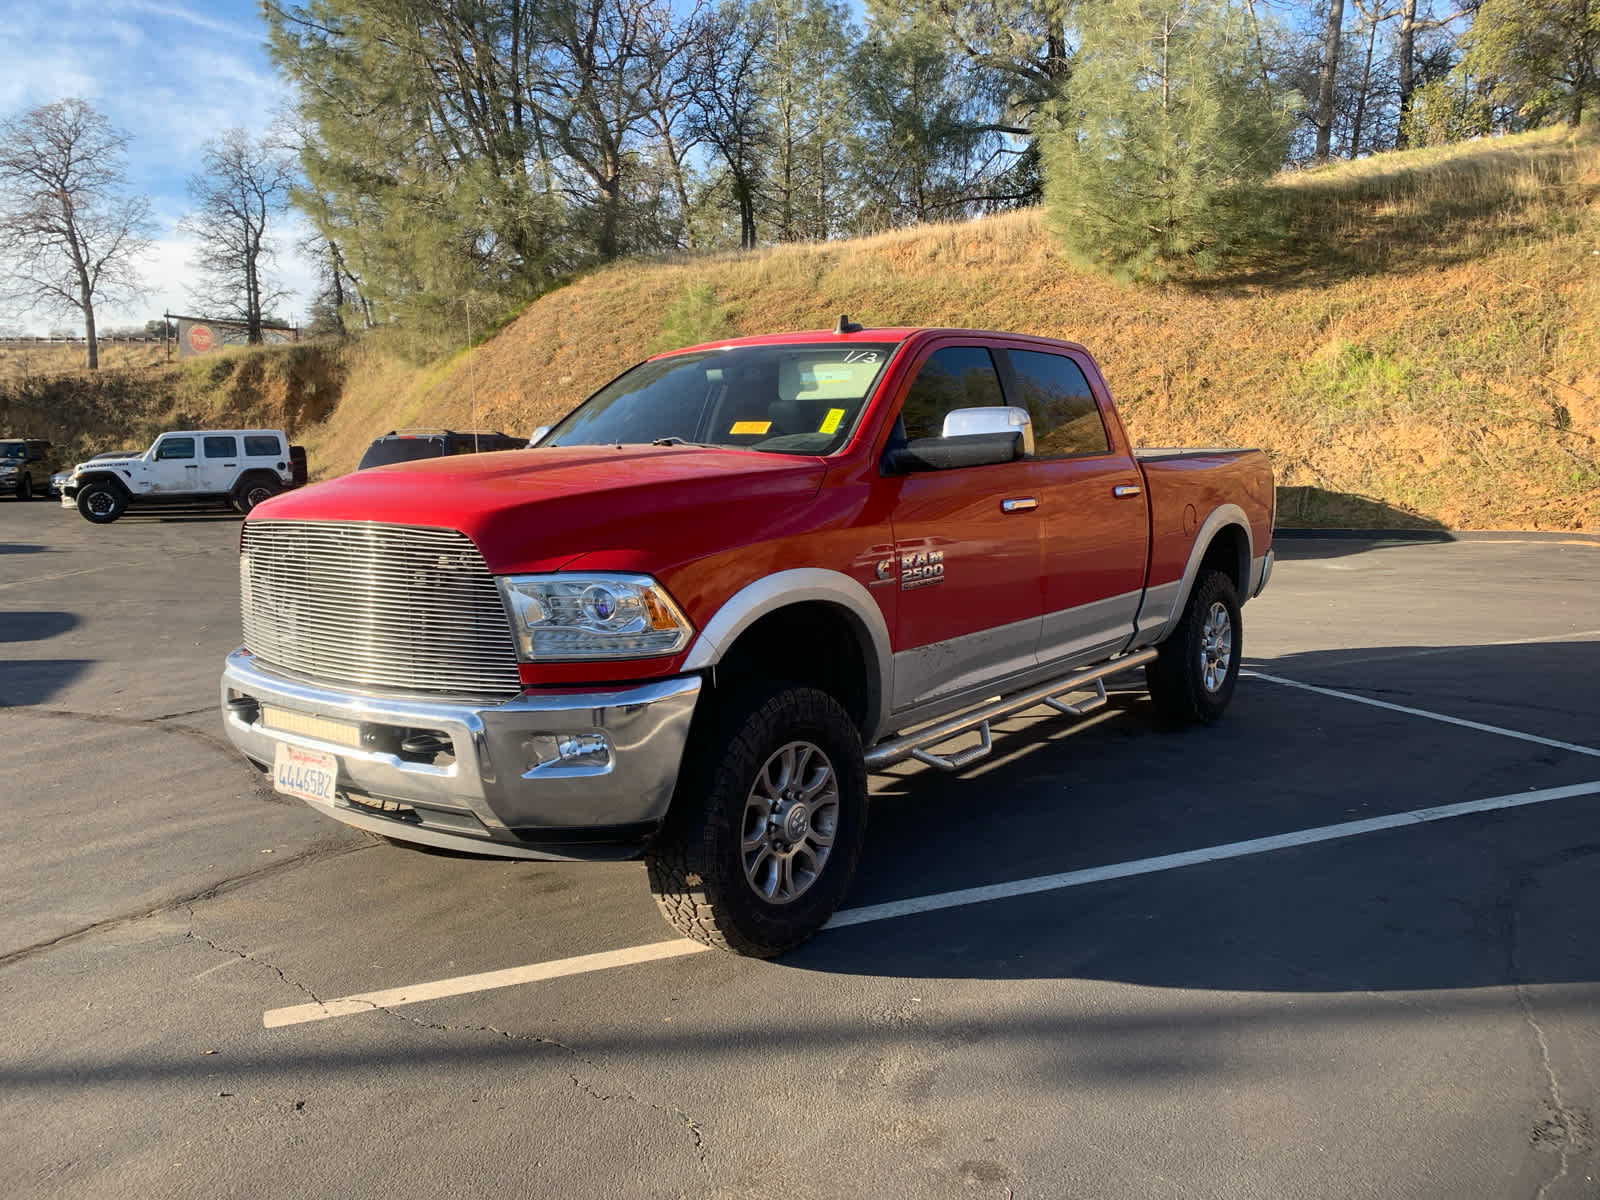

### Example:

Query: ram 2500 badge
xmin=221 ymin=324 xmax=1275 ymax=956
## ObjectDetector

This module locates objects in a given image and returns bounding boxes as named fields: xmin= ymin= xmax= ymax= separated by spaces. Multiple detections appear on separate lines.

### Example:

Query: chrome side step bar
xmin=864 ymin=649 xmax=1158 ymax=773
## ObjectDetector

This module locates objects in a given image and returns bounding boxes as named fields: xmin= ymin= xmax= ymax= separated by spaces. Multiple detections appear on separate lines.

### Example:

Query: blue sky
xmin=2 ymin=0 xmax=316 ymax=334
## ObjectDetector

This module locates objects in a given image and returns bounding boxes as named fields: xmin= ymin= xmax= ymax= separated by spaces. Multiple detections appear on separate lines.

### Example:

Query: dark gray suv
xmin=0 ymin=438 xmax=56 ymax=501
xmin=357 ymin=428 xmax=526 ymax=470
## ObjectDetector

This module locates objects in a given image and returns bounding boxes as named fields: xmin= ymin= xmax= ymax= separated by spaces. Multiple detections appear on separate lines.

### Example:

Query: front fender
xmin=680 ymin=567 xmax=893 ymax=741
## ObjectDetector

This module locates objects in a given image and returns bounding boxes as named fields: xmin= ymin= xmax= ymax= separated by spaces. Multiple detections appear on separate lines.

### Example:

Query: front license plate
xmin=273 ymin=743 xmax=339 ymax=805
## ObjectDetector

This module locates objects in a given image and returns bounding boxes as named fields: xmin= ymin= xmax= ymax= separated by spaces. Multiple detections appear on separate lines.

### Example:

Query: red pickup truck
xmin=222 ymin=324 xmax=1275 ymax=956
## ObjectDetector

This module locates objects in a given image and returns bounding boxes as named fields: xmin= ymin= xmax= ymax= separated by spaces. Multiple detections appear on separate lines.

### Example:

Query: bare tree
xmin=0 ymin=99 xmax=151 ymax=369
xmin=687 ymin=1 xmax=774 ymax=249
xmin=1313 ymin=0 xmax=1348 ymax=161
xmin=180 ymin=129 xmax=297 ymax=343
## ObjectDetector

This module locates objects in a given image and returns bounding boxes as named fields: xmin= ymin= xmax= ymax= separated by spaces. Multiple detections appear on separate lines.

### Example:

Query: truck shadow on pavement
xmin=791 ymin=638 xmax=1600 ymax=993
xmin=0 ymin=610 xmax=79 ymax=642
xmin=0 ymin=658 xmax=92 ymax=705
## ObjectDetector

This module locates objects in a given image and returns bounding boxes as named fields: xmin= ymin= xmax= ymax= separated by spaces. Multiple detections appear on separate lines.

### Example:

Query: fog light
xmin=520 ymin=732 xmax=612 ymax=773
xmin=557 ymin=733 xmax=611 ymax=767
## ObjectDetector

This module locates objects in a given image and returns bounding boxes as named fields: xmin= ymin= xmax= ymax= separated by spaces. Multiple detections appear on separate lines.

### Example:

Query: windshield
xmin=0 ymin=442 xmax=23 ymax=460
xmin=543 ymin=342 xmax=898 ymax=456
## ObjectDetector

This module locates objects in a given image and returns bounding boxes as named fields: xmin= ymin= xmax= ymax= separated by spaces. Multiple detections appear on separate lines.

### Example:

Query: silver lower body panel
xmin=221 ymin=650 xmax=701 ymax=860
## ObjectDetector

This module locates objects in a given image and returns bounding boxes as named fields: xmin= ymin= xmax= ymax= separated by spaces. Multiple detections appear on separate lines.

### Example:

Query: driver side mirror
xmin=883 ymin=431 xmax=1022 ymax=474
xmin=881 ymin=405 xmax=1034 ymax=474
xmin=941 ymin=406 xmax=1035 ymax=454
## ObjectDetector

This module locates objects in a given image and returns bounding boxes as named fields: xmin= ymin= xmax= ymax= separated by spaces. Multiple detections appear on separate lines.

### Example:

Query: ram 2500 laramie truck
xmin=222 ymin=324 xmax=1275 ymax=956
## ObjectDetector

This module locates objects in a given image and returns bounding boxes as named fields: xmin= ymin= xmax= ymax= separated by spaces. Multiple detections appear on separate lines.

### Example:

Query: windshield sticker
xmin=730 ymin=420 xmax=772 ymax=435
xmin=819 ymin=408 xmax=845 ymax=434
xmin=801 ymin=367 xmax=852 ymax=386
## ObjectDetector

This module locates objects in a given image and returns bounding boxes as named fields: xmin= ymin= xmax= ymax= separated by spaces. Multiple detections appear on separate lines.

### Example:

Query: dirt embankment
xmin=8 ymin=127 xmax=1598 ymax=529
xmin=0 ymin=342 xmax=345 ymax=469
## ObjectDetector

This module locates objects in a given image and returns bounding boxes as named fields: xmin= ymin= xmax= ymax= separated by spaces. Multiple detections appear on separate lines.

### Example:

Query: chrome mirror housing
xmin=941 ymin=406 xmax=1034 ymax=455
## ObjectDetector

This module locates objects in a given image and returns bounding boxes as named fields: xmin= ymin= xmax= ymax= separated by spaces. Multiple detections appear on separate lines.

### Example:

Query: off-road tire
xmin=76 ymin=479 xmax=127 ymax=524
xmin=16 ymin=473 xmax=32 ymax=501
xmin=1145 ymin=567 xmax=1241 ymax=725
xmin=233 ymin=476 xmax=281 ymax=514
xmin=645 ymin=684 xmax=868 ymax=958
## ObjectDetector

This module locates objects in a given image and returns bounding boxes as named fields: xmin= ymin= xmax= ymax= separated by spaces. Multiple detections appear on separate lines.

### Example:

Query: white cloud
xmin=2 ymin=0 xmax=318 ymax=333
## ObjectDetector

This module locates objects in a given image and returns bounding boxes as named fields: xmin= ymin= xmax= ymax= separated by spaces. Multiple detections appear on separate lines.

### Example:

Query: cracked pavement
xmin=3 ymin=507 xmax=1599 ymax=1198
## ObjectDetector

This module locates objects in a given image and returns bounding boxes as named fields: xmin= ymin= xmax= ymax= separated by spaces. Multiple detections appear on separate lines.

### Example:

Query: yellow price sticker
xmin=819 ymin=408 xmax=846 ymax=434
xmin=730 ymin=420 xmax=772 ymax=435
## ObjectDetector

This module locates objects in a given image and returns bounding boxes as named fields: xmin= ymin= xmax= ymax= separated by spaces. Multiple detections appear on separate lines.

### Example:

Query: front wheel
xmin=17 ymin=474 xmax=32 ymax=501
xmin=645 ymin=684 xmax=868 ymax=958
xmin=1145 ymin=567 xmax=1241 ymax=724
xmin=76 ymin=480 xmax=127 ymax=524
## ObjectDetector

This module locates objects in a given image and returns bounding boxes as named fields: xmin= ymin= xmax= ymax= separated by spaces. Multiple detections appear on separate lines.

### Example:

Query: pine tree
xmin=1041 ymin=0 xmax=1294 ymax=281
xmin=1458 ymin=0 xmax=1600 ymax=128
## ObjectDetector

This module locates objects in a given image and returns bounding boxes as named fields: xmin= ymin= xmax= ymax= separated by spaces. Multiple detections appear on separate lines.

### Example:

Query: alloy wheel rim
xmin=741 ymin=740 xmax=839 ymax=905
xmin=1200 ymin=602 xmax=1233 ymax=692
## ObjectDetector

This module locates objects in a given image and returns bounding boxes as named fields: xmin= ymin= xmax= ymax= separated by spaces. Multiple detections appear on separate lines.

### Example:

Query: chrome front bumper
xmin=221 ymin=649 xmax=701 ymax=860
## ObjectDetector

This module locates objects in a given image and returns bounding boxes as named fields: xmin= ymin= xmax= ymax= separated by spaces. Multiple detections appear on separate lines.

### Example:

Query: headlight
xmin=0 ymin=466 xmax=15 ymax=477
xmin=497 ymin=573 xmax=692 ymax=661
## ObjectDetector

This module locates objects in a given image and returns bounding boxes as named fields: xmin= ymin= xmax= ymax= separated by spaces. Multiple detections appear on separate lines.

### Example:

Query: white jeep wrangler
xmin=62 ymin=429 xmax=307 ymax=524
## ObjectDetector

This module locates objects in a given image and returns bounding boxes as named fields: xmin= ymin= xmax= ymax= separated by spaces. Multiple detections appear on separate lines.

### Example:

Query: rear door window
xmin=1006 ymin=350 xmax=1110 ymax=458
xmin=204 ymin=436 xmax=238 ymax=459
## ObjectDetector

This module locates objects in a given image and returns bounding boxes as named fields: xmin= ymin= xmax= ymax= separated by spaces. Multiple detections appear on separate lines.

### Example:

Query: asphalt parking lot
xmin=3 ymin=498 xmax=1598 ymax=1199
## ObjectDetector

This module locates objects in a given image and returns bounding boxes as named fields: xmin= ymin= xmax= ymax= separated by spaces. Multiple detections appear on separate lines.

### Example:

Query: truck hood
xmin=253 ymin=445 xmax=828 ymax=574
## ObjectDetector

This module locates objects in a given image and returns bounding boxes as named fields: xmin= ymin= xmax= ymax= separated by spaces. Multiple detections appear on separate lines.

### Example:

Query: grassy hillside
xmin=6 ymin=126 xmax=1598 ymax=530
xmin=0 ymin=341 xmax=344 ymax=469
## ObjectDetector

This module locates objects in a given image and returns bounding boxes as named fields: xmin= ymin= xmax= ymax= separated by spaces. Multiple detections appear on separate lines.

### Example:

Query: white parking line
xmin=263 ymin=780 xmax=1600 ymax=1028
xmin=1246 ymin=671 xmax=1600 ymax=758
xmin=263 ymin=938 xmax=714 ymax=1027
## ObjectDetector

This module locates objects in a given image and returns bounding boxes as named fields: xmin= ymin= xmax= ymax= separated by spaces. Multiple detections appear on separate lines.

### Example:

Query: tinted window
xmin=0 ymin=442 xmax=23 ymax=459
xmin=1008 ymin=350 xmax=1110 ymax=458
xmin=204 ymin=435 xmax=237 ymax=459
xmin=899 ymin=346 xmax=1006 ymax=441
xmin=156 ymin=437 xmax=195 ymax=461
xmin=357 ymin=438 xmax=446 ymax=469
xmin=243 ymin=435 xmax=281 ymax=456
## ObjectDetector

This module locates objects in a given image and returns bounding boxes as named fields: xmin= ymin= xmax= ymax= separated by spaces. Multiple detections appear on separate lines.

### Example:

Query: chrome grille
xmin=241 ymin=520 xmax=521 ymax=700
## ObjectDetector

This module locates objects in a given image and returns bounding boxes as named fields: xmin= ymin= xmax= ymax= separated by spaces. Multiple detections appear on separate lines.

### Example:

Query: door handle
xmin=184 ymin=464 xmax=199 ymax=468
xmin=1001 ymin=497 xmax=1038 ymax=513
xmin=1113 ymin=484 xmax=1142 ymax=498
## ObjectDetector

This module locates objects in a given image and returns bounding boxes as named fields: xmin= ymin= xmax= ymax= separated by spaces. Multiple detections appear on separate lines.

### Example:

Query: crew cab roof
xmin=656 ymin=326 xmax=1091 ymax=358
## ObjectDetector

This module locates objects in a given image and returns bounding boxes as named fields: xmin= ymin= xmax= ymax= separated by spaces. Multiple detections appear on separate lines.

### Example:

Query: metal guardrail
xmin=0 ymin=336 xmax=169 ymax=345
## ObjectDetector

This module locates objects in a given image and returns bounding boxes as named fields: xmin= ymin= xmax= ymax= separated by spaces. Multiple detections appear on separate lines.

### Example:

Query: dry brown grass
xmin=0 ymin=340 xmax=173 ymax=381
xmin=394 ymin=130 xmax=1600 ymax=529
xmin=9 ymin=127 xmax=1599 ymax=528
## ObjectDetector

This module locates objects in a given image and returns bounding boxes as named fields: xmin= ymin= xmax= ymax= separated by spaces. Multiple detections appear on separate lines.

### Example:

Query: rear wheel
xmin=1145 ymin=567 xmax=1241 ymax=724
xmin=76 ymin=480 xmax=127 ymax=524
xmin=234 ymin=477 xmax=281 ymax=513
xmin=645 ymin=684 xmax=868 ymax=957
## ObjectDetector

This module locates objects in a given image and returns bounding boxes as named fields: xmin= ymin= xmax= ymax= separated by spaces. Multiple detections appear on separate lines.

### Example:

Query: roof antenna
xmin=834 ymin=314 xmax=862 ymax=334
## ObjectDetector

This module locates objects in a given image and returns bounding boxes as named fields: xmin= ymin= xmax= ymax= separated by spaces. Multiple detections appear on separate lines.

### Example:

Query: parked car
xmin=51 ymin=451 xmax=138 ymax=497
xmin=357 ymin=429 xmax=526 ymax=470
xmin=222 ymin=323 xmax=1276 ymax=957
xmin=0 ymin=438 xmax=58 ymax=501
xmin=61 ymin=430 xmax=308 ymax=523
